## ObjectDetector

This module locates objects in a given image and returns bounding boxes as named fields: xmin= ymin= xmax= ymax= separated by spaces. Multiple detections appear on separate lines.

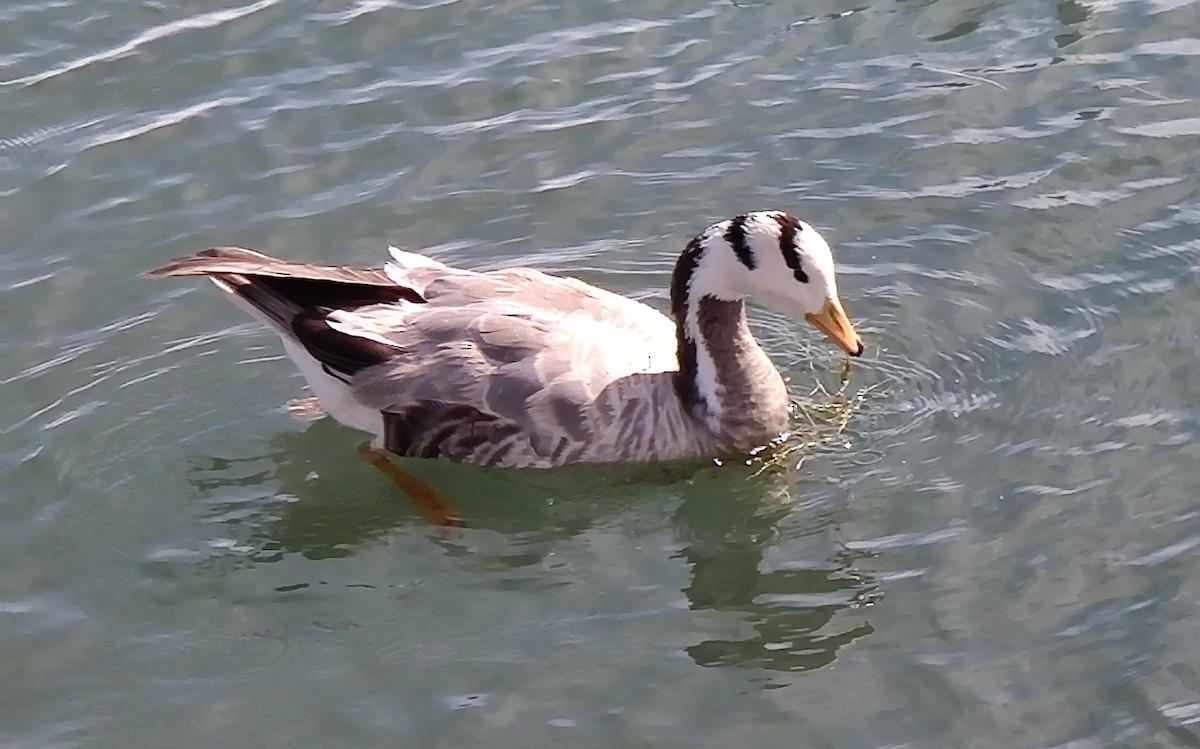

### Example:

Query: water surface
xmin=3 ymin=0 xmax=1200 ymax=747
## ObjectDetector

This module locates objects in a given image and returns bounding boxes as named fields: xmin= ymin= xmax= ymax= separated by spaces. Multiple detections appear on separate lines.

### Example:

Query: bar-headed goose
xmin=147 ymin=211 xmax=862 ymax=487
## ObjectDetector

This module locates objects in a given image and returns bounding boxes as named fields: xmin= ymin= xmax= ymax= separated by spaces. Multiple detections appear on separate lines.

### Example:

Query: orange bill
xmin=805 ymin=297 xmax=864 ymax=357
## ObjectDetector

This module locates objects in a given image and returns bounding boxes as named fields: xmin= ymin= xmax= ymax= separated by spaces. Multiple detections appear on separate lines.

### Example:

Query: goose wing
xmin=334 ymin=264 xmax=681 ymax=466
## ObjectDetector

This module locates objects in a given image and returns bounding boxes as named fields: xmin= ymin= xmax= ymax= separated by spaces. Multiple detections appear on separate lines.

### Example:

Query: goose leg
xmin=286 ymin=395 xmax=325 ymax=421
xmin=357 ymin=442 xmax=463 ymax=528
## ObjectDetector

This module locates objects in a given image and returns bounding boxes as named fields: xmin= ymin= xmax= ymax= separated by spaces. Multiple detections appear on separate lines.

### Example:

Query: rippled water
xmin=3 ymin=0 xmax=1199 ymax=746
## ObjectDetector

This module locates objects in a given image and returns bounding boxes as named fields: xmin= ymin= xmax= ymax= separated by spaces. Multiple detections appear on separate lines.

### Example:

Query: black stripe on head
xmin=770 ymin=213 xmax=809 ymax=283
xmin=724 ymin=214 xmax=756 ymax=270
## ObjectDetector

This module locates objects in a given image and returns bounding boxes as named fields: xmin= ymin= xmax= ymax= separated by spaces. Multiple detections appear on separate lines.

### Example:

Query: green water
xmin=3 ymin=1 xmax=1200 ymax=747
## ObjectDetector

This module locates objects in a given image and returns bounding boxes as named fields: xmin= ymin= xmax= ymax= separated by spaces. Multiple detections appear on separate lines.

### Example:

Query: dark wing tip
xmin=291 ymin=308 xmax=401 ymax=379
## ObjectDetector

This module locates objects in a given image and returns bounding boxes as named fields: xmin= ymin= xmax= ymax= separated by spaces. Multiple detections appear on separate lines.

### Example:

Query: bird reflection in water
xmin=182 ymin=416 xmax=879 ymax=673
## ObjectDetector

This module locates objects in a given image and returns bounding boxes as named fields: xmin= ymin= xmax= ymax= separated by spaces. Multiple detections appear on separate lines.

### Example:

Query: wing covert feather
xmin=346 ymin=272 xmax=671 ymax=458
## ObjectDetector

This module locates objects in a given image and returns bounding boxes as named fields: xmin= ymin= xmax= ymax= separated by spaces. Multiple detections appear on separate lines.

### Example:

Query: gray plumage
xmin=145 ymin=212 xmax=863 ymax=468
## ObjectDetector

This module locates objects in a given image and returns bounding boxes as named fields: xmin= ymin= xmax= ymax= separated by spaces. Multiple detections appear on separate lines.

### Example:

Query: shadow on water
xmin=183 ymin=416 xmax=880 ymax=673
xmin=187 ymin=418 xmax=703 ymax=560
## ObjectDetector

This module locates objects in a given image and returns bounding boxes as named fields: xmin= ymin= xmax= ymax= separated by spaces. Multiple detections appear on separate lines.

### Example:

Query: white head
xmin=682 ymin=211 xmax=864 ymax=356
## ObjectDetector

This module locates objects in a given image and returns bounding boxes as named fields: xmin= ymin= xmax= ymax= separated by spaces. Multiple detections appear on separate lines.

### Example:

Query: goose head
xmin=680 ymin=211 xmax=864 ymax=356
